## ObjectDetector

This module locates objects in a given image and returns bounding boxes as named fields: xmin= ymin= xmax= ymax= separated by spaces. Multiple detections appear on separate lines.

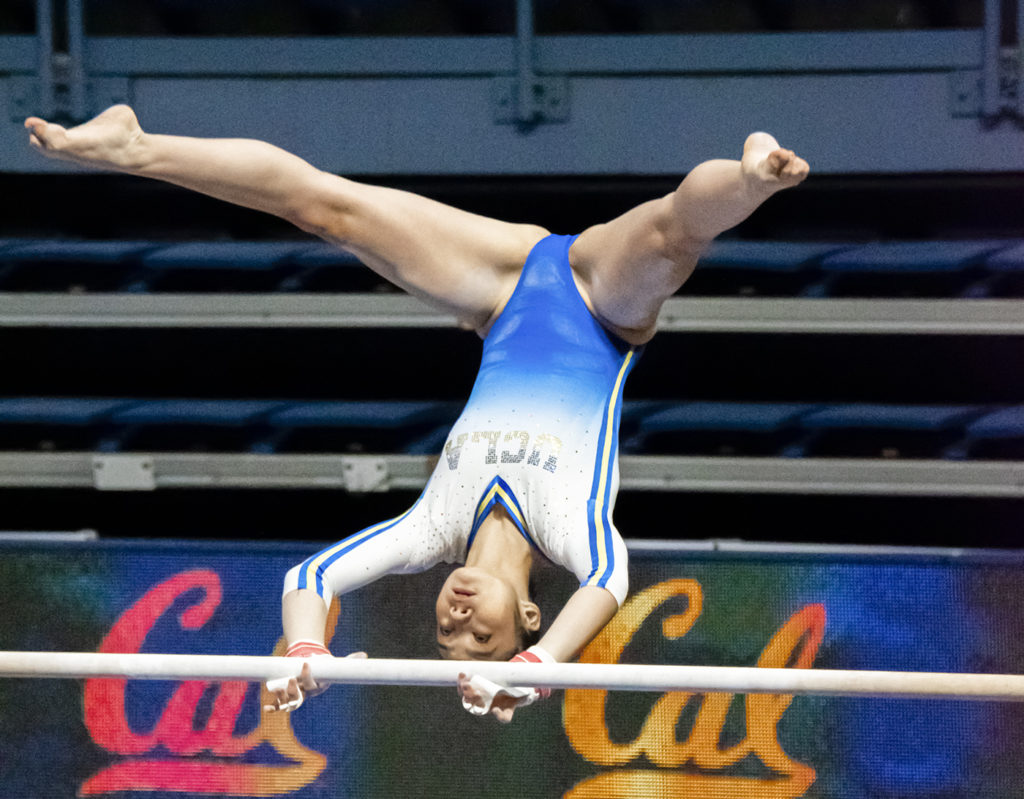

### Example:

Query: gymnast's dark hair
xmin=518 ymin=624 xmax=541 ymax=650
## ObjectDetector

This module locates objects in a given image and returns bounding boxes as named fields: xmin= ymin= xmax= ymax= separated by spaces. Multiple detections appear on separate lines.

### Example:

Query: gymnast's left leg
xmin=568 ymin=132 xmax=810 ymax=345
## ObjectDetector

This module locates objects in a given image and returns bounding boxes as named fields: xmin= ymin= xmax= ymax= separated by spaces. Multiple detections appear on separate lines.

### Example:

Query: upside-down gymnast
xmin=26 ymin=105 xmax=808 ymax=721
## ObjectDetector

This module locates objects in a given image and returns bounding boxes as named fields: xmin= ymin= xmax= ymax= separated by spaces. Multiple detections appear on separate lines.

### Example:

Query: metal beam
xmin=81 ymin=32 xmax=982 ymax=78
xmin=0 ymin=452 xmax=1019 ymax=497
xmin=0 ymin=293 xmax=1020 ymax=334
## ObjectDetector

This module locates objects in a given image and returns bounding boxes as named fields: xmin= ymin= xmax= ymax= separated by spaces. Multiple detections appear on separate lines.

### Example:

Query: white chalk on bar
xmin=1 ymin=651 xmax=1024 ymax=701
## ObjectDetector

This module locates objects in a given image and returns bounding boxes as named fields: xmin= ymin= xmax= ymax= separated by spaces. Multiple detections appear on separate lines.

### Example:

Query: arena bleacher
xmin=0 ymin=0 xmax=1019 ymax=547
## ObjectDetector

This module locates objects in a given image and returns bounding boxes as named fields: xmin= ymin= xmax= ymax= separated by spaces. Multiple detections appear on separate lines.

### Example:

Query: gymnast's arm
xmin=536 ymin=586 xmax=618 ymax=662
xmin=265 ymin=522 xmax=432 ymax=712
xmin=24 ymin=105 xmax=546 ymax=331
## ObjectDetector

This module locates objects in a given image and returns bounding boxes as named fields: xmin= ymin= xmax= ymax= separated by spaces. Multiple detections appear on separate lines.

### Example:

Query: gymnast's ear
xmin=519 ymin=600 xmax=541 ymax=632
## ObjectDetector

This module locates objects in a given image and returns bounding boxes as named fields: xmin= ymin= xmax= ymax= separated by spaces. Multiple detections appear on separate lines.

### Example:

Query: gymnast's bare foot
xmin=25 ymin=104 xmax=147 ymax=172
xmin=741 ymin=131 xmax=810 ymax=195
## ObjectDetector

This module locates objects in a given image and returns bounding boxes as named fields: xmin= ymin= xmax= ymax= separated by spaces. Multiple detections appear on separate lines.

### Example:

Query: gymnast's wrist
xmin=285 ymin=639 xmax=332 ymax=658
xmin=510 ymin=644 xmax=555 ymax=664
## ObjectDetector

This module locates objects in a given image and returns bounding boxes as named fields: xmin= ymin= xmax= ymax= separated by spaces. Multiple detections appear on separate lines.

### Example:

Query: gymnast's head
xmin=435 ymin=566 xmax=541 ymax=660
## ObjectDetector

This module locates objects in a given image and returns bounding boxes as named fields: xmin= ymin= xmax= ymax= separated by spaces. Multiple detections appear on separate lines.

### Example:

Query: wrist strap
xmin=286 ymin=639 xmax=330 ymax=658
xmin=510 ymin=644 xmax=555 ymax=664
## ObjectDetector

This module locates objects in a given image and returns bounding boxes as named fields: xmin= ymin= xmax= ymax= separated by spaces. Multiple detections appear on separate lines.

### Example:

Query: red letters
xmin=80 ymin=569 xmax=325 ymax=797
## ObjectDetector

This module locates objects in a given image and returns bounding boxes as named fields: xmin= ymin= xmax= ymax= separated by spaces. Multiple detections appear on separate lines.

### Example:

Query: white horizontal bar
xmin=0 ymin=294 xmax=1021 ymax=334
xmin=2 ymin=651 xmax=1022 ymax=701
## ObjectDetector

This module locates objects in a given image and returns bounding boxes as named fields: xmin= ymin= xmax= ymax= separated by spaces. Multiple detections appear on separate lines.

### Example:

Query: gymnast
xmin=25 ymin=105 xmax=808 ymax=721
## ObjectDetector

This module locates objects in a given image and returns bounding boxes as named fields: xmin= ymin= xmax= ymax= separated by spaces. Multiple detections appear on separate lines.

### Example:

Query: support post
xmin=493 ymin=0 xmax=568 ymax=127
xmin=981 ymin=0 xmax=1022 ymax=123
xmin=65 ymin=0 xmax=88 ymax=122
xmin=515 ymin=0 xmax=537 ymax=124
xmin=35 ymin=0 xmax=55 ymax=119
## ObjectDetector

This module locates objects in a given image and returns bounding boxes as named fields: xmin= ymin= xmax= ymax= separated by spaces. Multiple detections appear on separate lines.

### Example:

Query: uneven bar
xmin=2 ymin=651 xmax=1024 ymax=701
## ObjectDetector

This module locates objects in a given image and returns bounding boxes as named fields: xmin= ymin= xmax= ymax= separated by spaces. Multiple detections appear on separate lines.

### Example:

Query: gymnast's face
xmin=435 ymin=567 xmax=521 ymax=661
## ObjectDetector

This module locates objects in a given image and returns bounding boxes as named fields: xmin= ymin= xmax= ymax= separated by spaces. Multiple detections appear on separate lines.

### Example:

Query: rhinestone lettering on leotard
xmin=500 ymin=430 xmax=529 ymax=464
xmin=444 ymin=433 xmax=468 ymax=469
xmin=446 ymin=429 xmax=562 ymax=474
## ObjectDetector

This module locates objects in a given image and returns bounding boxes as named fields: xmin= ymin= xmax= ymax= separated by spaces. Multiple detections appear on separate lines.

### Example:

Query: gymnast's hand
xmin=741 ymin=132 xmax=810 ymax=194
xmin=25 ymin=104 xmax=147 ymax=172
xmin=457 ymin=673 xmax=525 ymax=723
xmin=456 ymin=645 xmax=554 ymax=723
xmin=263 ymin=645 xmax=367 ymax=713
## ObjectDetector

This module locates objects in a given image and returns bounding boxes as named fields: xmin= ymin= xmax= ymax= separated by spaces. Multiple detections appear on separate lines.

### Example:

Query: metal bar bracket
xmin=341 ymin=456 xmax=389 ymax=492
xmin=92 ymin=455 xmax=156 ymax=491
xmin=948 ymin=71 xmax=983 ymax=118
xmin=492 ymin=75 xmax=570 ymax=124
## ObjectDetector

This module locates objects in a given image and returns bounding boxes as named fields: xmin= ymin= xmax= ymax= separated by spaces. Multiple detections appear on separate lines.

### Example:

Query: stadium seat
xmin=627 ymin=401 xmax=817 ymax=456
xmin=138 ymin=241 xmax=307 ymax=292
xmin=259 ymin=400 xmax=462 ymax=453
xmin=962 ymin=406 xmax=1024 ymax=460
xmin=985 ymin=243 xmax=1024 ymax=298
xmin=279 ymin=242 xmax=393 ymax=292
xmin=0 ymin=240 xmax=157 ymax=292
xmin=819 ymin=241 xmax=1007 ymax=298
xmin=105 ymin=399 xmax=288 ymax=452
xmin=0 ymin=397 xmax=135 ymax=451
xmin=797 ymin=403 xmax=986 ymax=458
xmin=686 ymin=240 xmax=849 ymax=297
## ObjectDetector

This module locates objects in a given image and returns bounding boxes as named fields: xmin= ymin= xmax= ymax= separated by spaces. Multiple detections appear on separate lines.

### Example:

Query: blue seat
xmin=0 ymin=240 xmax=158 ymax=264
xmin=967 ymin=406 xmax=1024 ymax=437
xmin=141 ymin=242 xmax=304 ymax=270
xmin=640 ymin=402 xmax=814 ymax=432
xmin=0 ymin=239 xmax=49 ymax=254
xmin=0 ymin=397 xmax=134 ymax=451
xmin=0 ymin=240 xmax=156 ymax=291
xmin=110 ymin=399 xmax=285 ymax=425
xmin=819 ymin=241 xmax=1005 ymax=298
xmin=280 ymin=242 xmax=389 ymax=292
xmin=986 ymin=243 xmax=1024 ymax=272
xmin=630 ymin=402 xmax=815 ymax=456
xmin=287 ymin=243 xmax=363 ymax=269
xmin=699 ymin=241 xmax=849 ymax=272
xmin=800 ymin=404 xmax=985 ymax=430
xmin=139 ymin=241 xmax=307 ymax=292
xmin=0 ymin=397 xmax=131 ymax=424
xmin=107 ymin=399 xmax=287 ymax=452
xmin=798 ymin=404 xmax=986 ymax=458
xmin=687 ymin=241 xmax=847 ymax=297
xmin=984 ymin=242 xmax=1024 ymax=298
xmin=963 ymin=406 xmax=1024 ymax=460
xmin=267 ymin=400 xmax=457 ymax=427
xmin=263 ymin=400 xmax=461 ymax=453
xmin=821 ymin=242 xmax=1003 ymax=273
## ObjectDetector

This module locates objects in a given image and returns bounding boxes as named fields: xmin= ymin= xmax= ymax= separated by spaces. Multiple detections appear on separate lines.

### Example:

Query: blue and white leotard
xmin=284 ymin=234 xmax=639 ymax=606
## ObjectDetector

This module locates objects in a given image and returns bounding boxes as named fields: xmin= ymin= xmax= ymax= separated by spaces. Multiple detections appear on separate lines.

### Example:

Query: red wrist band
xmin=285 ymin=640 xmax=330 ymax=658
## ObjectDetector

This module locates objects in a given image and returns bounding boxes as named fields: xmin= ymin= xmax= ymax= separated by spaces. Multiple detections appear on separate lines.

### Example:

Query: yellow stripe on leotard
xmin=585 ymin=348 xmax=635 ymax=587
xmin=300 ymin=505 xmax=417 ymax=595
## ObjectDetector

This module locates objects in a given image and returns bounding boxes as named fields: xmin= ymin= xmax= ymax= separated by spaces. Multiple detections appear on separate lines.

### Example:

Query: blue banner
xmin=0 ymin=539 xmax=1021 ymax=798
